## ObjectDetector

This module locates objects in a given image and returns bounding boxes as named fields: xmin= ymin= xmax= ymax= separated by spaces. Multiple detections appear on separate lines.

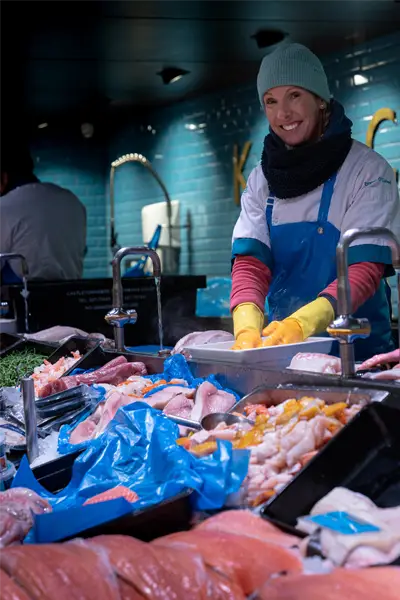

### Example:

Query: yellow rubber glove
xmin=262 ymin=297 xmax=335 ymax=347
xmin=232 ymin=302 xmax=264 ymax=350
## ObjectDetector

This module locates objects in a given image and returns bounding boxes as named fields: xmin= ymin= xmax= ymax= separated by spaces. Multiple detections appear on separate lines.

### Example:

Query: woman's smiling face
xmin=263 ymin=86 xmax=325 ymax=146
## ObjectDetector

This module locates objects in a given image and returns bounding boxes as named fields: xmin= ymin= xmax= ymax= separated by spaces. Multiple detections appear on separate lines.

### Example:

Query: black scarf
xmin=261 ymin=100 xmax=353 ymax=199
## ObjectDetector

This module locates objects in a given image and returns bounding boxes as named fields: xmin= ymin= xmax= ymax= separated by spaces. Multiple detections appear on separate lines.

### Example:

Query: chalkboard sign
xmin=2 ymin=276 xmax=206 ymax=347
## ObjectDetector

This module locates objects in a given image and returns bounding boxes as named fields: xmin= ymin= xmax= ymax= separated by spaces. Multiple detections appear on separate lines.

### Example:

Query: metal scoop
xmin=165 ymin=411 xmax=253 ymax=431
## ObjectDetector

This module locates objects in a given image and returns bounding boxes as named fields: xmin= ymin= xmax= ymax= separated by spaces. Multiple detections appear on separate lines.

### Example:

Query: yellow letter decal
xmin=366 ymin=108 xmax=398 ymax=182
xmin=233 ymin=142 xmax=252 ymax=205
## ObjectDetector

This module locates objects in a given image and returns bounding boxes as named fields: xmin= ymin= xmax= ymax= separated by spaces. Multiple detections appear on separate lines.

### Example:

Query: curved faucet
xmin=109 ymin=153 xmax=173 ymax=269
xmin=105 ymin=246 xmax=162 ymax=351
xmin=327 ymin=227 xmax=400 ymax=378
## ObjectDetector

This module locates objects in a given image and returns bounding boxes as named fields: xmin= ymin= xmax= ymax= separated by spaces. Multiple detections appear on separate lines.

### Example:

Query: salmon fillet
xmin=118 ymin=580 xmax=146 ymax=600
xmin=89 ymin=535 xmax=181 ymax=600
xmin=196 ymin=510 xmax=300 ymax=549
xmin=0 ymin=569 xmax=31 ymax=600
xmin=0 ymin=544 xmax=120 ymax=600
xmin=91 ymin=534 xmax=244 ymax=600
xmin=257 ymin=567 xmax=400 ymax=600
xmin=83 ymin=486 xmax=138 ymax=505
xmin=151 ymin=544 xmax=245 ymax=600
xmin=153 ymin=530 xmax=302 ymax=595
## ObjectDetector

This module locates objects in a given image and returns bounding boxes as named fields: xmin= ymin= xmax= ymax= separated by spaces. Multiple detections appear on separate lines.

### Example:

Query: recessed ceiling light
xmin=38 ymin=122 xmax=48 ymax=129
xmin=353 ymin=73 xmax=369 ymax=85
xmin=251 ymin=30 xmax=286 ymax=49
xmin=157 ymin=67 xmax=189 ymax=85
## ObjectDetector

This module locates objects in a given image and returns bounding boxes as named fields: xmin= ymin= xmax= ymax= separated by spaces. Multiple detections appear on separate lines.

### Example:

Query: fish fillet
xmin=288 ymin=353 xmax=341 ymax=374
xmin=89 ymin=534 xmax=242 ymax=600
xmin=362 ymin=366 xmax=400 ymax=380
xmin=0 ymin=543 xmax=120 ymax=600
xmin=358 ymin=349 xmax=400 ymax=371
xmin=191 ymin=381 xmax=236 ymax=422
xmin=171 ymin=331 xmax=234 ymax=356
xmin=300 ymin=487 xmax=400 ymax=567
xmin=163 ymin=394 xmax=194 ymax=418
xmin=83 ymin=485 xmax=138 ymax=506
xmin=0 ymin=569 xmax=31 ymax=600
xmin=195 ymin=510 xmax=300 ymax=549
xmin=146 ymin=386 xmax=195 ymax=410
xmin=257 ymin=567 xmax=400 ymax=600
xmin=153 ymin=530 xmax=302 ymax=595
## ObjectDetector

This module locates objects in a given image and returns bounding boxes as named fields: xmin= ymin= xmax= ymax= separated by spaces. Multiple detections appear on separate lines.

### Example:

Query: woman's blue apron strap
xmin=318 ymin=173 xmax=337 ymax=224
xmin=266 ymin=196 xmax=275 ymax=231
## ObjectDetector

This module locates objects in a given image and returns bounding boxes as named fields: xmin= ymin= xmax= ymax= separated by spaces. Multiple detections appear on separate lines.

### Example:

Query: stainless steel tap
xmin=327 ymin=227 xmax=400 ymax=378
xmin=21 ymin=378 xmax=39 ymax=464
xmin=109 ymin=153 xmax=175 ymax=272
xmin=105 ymin=246 xmax=162 ymax=351
xmin=0 ymin=253 xmax=29 ymax=278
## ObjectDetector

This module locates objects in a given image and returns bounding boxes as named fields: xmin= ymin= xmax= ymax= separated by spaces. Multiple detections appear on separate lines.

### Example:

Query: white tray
xmin=185 ymin=337 xmax=335 ymax=368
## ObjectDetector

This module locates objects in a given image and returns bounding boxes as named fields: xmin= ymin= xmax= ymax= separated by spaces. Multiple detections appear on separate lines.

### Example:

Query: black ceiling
xmin=2 ymin=0 xmax=400 ymax=120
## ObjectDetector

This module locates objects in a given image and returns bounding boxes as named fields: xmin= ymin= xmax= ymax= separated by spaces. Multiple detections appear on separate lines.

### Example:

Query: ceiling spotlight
xmin=251 ymin=30 xmax=286 ymax=49
xmin=157 ymin=67 xmax=189 ymax=85
xmin=38 ymin=122 xmax=48 ymax=129
xmin=353 ymin=73 xmax=369 ymax=86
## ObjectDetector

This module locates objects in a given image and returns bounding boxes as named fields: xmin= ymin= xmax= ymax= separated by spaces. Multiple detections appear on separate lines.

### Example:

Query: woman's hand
xmin=232 ymin=329 xmax=262 ymax=350
xmin=262 ymin=319 xmax=303 ymax=347
xmin=232 ymin=302 xmax=264 ymax=350
xmin=262 ymin=297 xmax=335 ymax=347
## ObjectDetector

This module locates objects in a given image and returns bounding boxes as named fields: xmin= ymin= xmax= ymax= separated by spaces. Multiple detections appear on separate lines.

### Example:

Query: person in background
xmin=231 ymin=42 xmax=399 ymax=361
xmin=0 ymin=138 xmax=87 ymax=282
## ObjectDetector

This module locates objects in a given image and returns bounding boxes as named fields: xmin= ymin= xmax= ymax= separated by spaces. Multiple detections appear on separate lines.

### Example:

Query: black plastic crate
xmin=0 ymin=332 xmax=23 ymax=356
xmin=70 ymin=345 xmax=165 ymax=375
xmin=33 ymin=450 xmax=83 ymax=493
xmin=46 ymin=336 xmax=101 ymax=376
xmin=0 ymin=338 xmax=56 ymax=360
xmin=32 ymin=451 xmax=193 ymax=542
xmin=261 ymin=402 xmax=400 ymax=529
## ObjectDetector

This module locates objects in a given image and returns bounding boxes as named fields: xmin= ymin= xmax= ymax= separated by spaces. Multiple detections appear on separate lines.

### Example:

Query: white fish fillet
xmin=358 ymin=349 xmax=400 ymax=371
xmin=163 ymin=394 xmax=194 ymax=419
xmin=298 ymin=487 xmax=400 ymax=567
xmin=171 ymin=330 xmax=234 ymax=357
xmin=146 ymin=386 xmax=195 ymax=410
xmin=288 ymin=353 xmax=341 ymax=374
xmin=190 ymin=381 xmax=236 ymax=421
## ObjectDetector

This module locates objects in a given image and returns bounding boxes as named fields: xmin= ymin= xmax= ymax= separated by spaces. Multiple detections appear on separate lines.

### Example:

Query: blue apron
xmin=266 ymin=174 xmax=393 ymax=361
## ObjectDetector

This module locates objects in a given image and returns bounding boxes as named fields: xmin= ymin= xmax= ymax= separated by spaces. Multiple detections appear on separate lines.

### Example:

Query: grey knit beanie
xmin=257 ymin=43 xmax=331 ymax=106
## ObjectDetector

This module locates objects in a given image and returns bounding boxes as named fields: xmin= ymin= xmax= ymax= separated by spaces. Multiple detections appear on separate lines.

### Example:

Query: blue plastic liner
xmin=142 ymin=354 xmax=240 ymax=399
xmin=12 ymin=402 xmax=249 ymax=543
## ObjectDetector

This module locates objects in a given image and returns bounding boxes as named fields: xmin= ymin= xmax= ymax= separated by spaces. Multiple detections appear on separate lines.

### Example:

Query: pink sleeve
xmin=320 ymin=262 xmax=385 ymax=313
xmin=230 ymin=256 xmax=271 ymax=313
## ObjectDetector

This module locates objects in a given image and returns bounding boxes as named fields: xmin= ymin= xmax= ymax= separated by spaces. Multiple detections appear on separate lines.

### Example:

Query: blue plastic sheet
xmin=142 ymin=354 xmax=241 ymax=401
xmin=12 ymin=403 xmax=250 ymax=543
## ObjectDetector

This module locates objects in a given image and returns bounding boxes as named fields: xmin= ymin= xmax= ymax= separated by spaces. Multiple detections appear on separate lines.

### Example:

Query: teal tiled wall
xmin=32 ymin=130 xmax=108 ymax=278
